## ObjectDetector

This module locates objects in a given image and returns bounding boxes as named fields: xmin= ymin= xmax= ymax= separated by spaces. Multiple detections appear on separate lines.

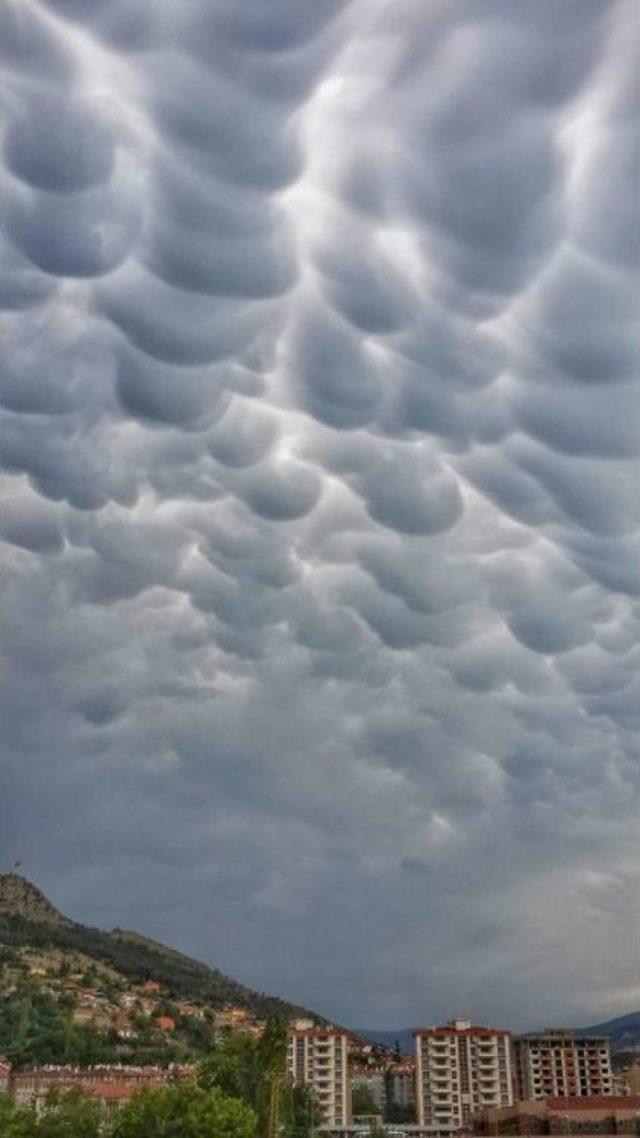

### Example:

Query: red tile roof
xmin=88 ymin=1083 xmax=138 ymax=1101
xmin=414 ymin=1026 xmax=510 ymax=1037
xmin=547 ymin=1096 xmax=640 ymax=1111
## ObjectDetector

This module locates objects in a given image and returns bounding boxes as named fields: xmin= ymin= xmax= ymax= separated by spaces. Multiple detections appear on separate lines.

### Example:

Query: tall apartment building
xmin=287 ymin=1028 xmax=351 ymax=1129
xmin=514 ymin=1031 xmax=614 ymax=1100
xmin=415 ymin=1019 xmax=513 ymax=1130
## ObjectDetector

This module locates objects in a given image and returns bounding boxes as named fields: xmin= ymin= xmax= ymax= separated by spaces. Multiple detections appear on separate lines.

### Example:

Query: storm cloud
xmin=1 ymin=0 xmax=638 ymax=1030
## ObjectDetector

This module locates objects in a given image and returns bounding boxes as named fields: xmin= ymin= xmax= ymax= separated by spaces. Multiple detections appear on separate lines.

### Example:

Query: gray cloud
xmin=1 ymin=0 xmax=638 ymax=1030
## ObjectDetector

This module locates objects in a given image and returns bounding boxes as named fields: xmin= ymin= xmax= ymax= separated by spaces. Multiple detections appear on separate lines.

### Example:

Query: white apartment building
xmin=287 ymin=1028 xmax=351 ymax=1128
xmin=415 ymin=1019 xmax=513 ymax=1130
xmin=514 ymin=1030 xmax=614 ymax=1100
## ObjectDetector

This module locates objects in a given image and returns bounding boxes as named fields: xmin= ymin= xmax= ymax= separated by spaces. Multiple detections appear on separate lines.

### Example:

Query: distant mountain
xmin=0 ymin=873 xmax=322 ymax=1026
xmin=360 ymin=1012 xmax=640 ymax=1057
xmin=579 ymin=1011 xmax=640 ymax=1053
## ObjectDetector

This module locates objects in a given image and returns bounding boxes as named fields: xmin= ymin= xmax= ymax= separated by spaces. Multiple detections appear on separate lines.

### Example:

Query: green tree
xmin=280 ymin=1083 xmax=322 ymax=1138
xmin=198 ymin=1031 xmax=260 ymax=1105
xmin=254 ymin=1019 xmax=289 ymax=1138
xmin=0 ymin=989 xmax=112 ymax=1069
xmin=198 ymin=1019 xmax=289 ymax=1138
xmin=34 ymin=1089 xmax=103 ymax=1138
xmin=0 ymin=1094 xmax=37 ymax=1138
xmin=112 ymin=1082 xmax=256 ymax=1138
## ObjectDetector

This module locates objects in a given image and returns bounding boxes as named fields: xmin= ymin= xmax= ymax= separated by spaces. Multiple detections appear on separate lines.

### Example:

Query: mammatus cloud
xmin=1 ymin=0 xmax=638 ymax=1027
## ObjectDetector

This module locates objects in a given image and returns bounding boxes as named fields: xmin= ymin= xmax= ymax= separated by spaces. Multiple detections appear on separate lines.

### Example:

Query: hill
xmin=0 ymin=874 xmax=69 ymax=925
xmin=0 ymin=874 xmax=322 ymax=1069
xmin=579 ymin=1011 xmax=640 ymax=1053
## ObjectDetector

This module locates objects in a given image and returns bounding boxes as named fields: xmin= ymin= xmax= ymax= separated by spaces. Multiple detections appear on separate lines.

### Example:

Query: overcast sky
xmin=1 ymin=0 xmax=638 ymax=1032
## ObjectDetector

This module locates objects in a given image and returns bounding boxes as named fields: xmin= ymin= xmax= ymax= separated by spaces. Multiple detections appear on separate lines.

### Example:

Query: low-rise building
xmin=472 ymin=1095 xmax=640 ymax=1135
xmin=0 ymin=1058 xmax=11 ymax=1094
xmin=13 ymin=1064 xmax=194 ymax=1113
xmin=154 ymin=1016 xmax=176 ymax=1033
xmin=216 ymin=1005 xmax=252 ymax=1029
xmin=71 ymin=1006 xmax=113 ymax=1030
xmin=114 ymin=1016 xmax=139 ymax=1041
xmin=177 ymin=1002 xmax=206 ymax=1021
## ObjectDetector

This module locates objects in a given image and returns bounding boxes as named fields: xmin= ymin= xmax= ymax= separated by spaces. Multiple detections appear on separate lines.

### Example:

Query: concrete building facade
xmin=12 ymin=1064 xmax=193 ymax=1115
xmin=514 ymin=1032 xmax=614 ymax=1101
xmin=473 ymin=1095 xmax=640 ymax=1135
xmin=287 ymin=1028 xmax=351 ymax=1129
xmin=415 ymin=1019 xmax=513 ymax=1130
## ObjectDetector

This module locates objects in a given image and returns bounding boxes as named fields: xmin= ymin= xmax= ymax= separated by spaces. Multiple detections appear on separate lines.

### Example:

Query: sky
xmin=1 ymin=0 xmax=638 ymax=1032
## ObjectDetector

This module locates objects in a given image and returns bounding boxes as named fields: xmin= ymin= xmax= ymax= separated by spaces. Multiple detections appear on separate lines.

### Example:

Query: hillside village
xmin=0 ymin=941 xmax=280 ymax=1065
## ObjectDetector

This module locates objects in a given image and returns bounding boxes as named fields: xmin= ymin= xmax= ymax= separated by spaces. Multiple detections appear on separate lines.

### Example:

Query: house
xmin=177 ymin=1002 xmax=206 ymax=1021
xmin=154 ymin=1016 xmax=175 ymax=1033
xmin=114 ymin=1017 xmax=139 ymax=1041
xmin=0 ymin=1058 xmax=11 ymax=1094
xmin=216 ymin=1006 xmax=252 ymax=1029
xmin=71 ymin=1006 xmax=112 ymax=1030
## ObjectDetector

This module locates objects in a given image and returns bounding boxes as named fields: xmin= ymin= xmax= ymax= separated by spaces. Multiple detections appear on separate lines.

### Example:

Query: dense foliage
xmin=112 ymin=1083 xmax=256 ymax=1138
xmin=197 ymin=1020 xmax=319 ymax=1137
xmin=0 ymin=989 xmax=114 ymax=1069
xmin=0 ymin=1086 xmax=255 ymax=1138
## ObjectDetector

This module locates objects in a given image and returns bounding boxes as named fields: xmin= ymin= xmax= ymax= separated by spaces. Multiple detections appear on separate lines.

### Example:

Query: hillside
xmin=0 ymin=874 xmax=69 ymax=925
xmin=579 ymin=1011 xmax=640 ymax=1053
xmin=0 ymin=874 xmax=322 ymax=1069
